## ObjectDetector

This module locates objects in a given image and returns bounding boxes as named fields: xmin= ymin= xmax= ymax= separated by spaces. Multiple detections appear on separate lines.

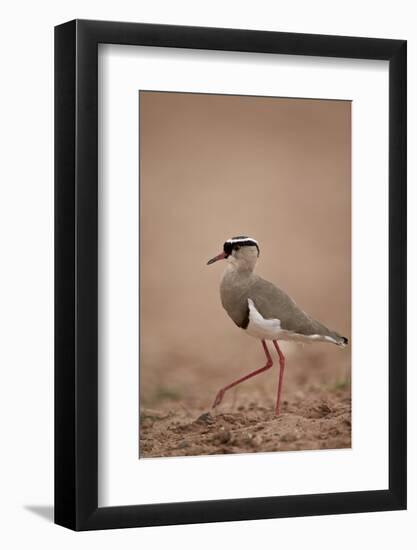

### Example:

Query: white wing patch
xmin=246 ymin=299 xmax=340 ymax=345
xmin=246 ymin=299 xmax=282 ymax=340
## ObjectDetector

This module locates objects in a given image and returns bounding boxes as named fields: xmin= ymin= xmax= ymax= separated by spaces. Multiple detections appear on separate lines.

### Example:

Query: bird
xmin=207 ymin=236 xmax=348 ymax=416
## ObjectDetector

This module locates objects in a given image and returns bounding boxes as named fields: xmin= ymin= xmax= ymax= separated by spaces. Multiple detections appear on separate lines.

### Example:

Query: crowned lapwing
xmin=207 ymin=236 xmax=348 ymax=415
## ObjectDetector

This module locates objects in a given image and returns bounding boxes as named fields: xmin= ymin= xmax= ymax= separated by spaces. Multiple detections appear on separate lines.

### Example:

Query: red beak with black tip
xmin=207 ymin=252 xmax=227 ymax=265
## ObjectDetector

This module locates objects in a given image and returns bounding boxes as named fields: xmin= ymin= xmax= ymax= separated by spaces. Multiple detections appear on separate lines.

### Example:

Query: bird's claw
xmin=212 ymin=389 xmax=225 ymax=409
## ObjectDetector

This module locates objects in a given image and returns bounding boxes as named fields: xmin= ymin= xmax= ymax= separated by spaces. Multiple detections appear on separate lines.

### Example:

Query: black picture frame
xmin=55 ymin=19 xmax=407 ymax=531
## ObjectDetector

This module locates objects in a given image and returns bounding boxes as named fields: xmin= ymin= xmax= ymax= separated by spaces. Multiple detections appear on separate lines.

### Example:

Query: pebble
xmin=250 ymin=435 xmax=262 ymax=447
xmin=196 ymin=412 xmax=215 ymax=425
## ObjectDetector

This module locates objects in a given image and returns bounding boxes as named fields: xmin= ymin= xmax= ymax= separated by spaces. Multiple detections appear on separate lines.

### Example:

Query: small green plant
xmin=154 ymin=386 xmax=182 ymax=402
xmin=332 ymin=379 xmax=350 ymax=391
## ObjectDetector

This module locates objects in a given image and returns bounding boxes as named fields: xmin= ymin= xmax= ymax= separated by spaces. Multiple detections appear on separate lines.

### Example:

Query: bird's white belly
xmin=246 ymin=299 xmax=338 ymax=344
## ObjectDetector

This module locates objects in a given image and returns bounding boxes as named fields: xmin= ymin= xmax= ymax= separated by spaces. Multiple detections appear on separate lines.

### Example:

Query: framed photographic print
xmin=55 ymin=20 xmax=406 ymax=530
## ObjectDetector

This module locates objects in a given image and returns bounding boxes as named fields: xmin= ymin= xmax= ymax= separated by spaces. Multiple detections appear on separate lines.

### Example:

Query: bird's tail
xmin=337 ymin=335 xmax=349 ymax=348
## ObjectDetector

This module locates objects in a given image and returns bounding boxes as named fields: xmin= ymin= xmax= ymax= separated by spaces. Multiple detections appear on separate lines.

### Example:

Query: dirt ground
xmin=139 ymin=344 xmax=351 ymax=458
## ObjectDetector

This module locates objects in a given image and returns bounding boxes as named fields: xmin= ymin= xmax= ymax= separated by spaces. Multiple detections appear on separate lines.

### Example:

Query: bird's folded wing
xmin=249 ymin=277 xmax=337 ymax=339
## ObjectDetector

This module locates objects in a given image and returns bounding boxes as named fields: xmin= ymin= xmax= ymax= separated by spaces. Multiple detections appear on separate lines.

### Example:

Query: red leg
xmin=212 ymin=340 xmax=273 ymax=409
xmin=272 ymin=340 xmax=285 ymax=415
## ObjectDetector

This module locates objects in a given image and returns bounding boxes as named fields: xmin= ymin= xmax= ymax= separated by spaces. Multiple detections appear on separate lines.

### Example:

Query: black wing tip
xmin=341 ymin=336 xmax=349 ymax=345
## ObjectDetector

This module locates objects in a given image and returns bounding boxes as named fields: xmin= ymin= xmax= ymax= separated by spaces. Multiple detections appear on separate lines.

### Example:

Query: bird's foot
xmin=212 ymin=389 xmax=225 ymax=409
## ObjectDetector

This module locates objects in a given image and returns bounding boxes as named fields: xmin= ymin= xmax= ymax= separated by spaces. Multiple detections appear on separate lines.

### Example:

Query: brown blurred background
xmin=139 ymin=91 xmax=351 ymax=414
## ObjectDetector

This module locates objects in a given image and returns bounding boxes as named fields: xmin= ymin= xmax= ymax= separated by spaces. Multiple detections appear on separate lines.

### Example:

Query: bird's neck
xmin=223 ymin=262 xmax=255 ymax=277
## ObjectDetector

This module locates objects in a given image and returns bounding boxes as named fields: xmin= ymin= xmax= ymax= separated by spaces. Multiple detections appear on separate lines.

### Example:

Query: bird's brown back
xmin=220 ymin=270 xmax=342 ymax=340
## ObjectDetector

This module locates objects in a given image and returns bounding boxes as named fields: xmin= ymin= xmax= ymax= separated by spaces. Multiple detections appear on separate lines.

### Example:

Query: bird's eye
xmin=234 ymin=245 xmax=240 ymax=251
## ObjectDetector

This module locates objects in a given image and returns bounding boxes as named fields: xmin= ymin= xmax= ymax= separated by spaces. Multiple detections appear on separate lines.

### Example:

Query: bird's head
xmin=207 ymin=236 xmax=260 ymax=272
